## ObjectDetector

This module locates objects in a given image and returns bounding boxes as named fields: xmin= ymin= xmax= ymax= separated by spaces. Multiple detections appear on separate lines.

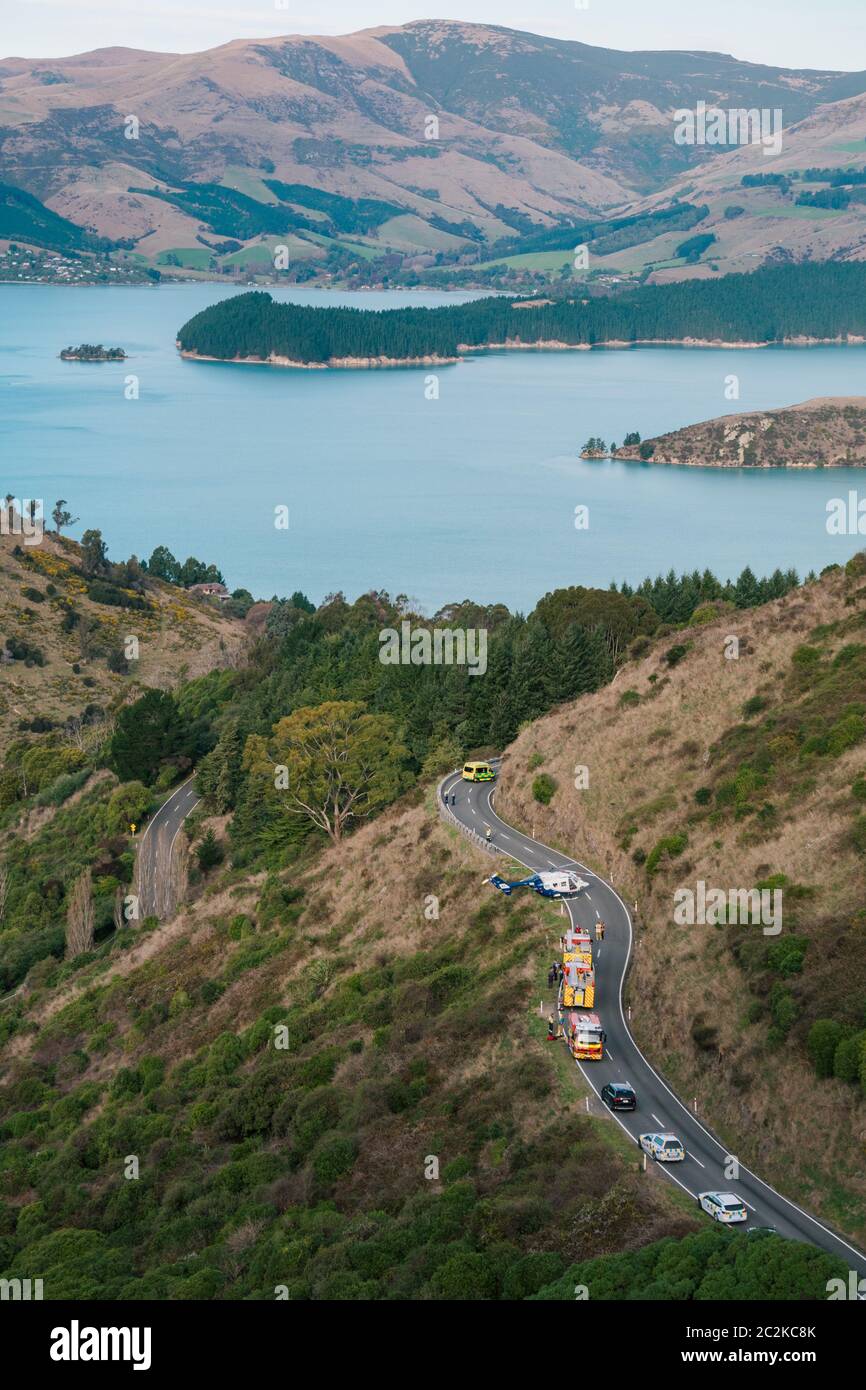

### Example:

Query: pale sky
xmin=2 ymin=0 xmax=865 ymax=72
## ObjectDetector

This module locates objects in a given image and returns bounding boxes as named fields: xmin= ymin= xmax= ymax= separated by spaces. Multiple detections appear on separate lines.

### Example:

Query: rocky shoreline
xmin=583 ymin=397 xmax=866 ymax=468
xmin=179 ymin=333 xmax=866 ymax=371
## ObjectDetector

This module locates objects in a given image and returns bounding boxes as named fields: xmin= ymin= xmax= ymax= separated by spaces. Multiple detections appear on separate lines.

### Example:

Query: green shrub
xmin=765 ymin=936 xmax=807 ymax=976
xmin=741 ymin=695 xmax=769 ymax=718
xmin=532 ymin=773 xmax=557 ymax=805
xmin=645 ymin=831 xmax=688 ymax=875
xmin=196 ymin=829 xmax=225 ymax=871
xmin=806 ymin=1017 xmax=845 ymax=1078
xmin=502 ymin=1251 xmax=565 ymax=1300
xmin=619 ymin=689 xmax=640 ymax=708
xmin=294 ymin=1087 xmax=343 ymax=1155
xmin=694 ymin=787 xmax=712 ymax=805
xmin=205 ymin=1032 xmax=244 ymax=1081
xmin=312 ymin=1134 xmax=357 ymax=1185
xmin=106 ymin=781 xmax=150 ymax=835
xmin=833 ymin=1032 xmax=866 ymax=1085
xmin=768 ymin=983 xmax=797 ymax=1039
xmin=428 ymin=1250 xmax=497 ymax=1301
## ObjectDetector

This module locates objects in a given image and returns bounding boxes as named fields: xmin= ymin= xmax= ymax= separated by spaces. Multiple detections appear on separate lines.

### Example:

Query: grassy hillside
xmin=3 ymin=779 xmax=848 ymax=1299
xmin=1 ymin=548 xmax=855 ymax=1299
xmin=0 ymin=785 xmax=719 ymax=1300
xmin=0 ymin=183 xmax=109 ymax=254
xmin=495 ymin=554 xmax=866 ymax=1244
xmin=0 ymin=526 xmax=244 ymax=751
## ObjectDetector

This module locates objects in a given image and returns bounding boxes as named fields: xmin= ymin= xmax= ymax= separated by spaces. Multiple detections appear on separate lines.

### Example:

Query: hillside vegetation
xmin=0 ymin=524 xmax=243 ymax=752
xmin=495 ymin=554 xmax=866 ymax=1245
xmin=0 ymin=786 xmax=718 ymax=1300
xmin=2 ymin=772 xmax=849 ymax=1299
xmin=1 ymin=543 xmax=851 ymax=1297
xmin=177 ymin=265 xmax=866 ymax=365
xmin=617 ymin=397 xmax=866 ymax=468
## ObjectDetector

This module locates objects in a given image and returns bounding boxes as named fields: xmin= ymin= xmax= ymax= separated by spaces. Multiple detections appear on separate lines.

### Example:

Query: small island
xmin=60 ymin=343 xmax=127 ymax=362
xmin=592 ymin=398 xmax=866 ymax=468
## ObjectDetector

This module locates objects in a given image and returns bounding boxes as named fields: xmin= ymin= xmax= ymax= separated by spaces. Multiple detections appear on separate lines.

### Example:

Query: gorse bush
xmin=645 ymin=831 xmax=688 ymax=875
xmin=532 ymin=773 xmax=557 ymax=805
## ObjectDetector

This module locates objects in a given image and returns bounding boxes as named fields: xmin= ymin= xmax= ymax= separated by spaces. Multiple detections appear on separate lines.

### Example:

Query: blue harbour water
xmin=1 ymin=282 xmax=864 ymax=611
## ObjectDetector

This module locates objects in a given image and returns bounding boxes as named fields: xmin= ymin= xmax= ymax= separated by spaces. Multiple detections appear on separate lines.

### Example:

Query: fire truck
xmin=561 ymin=930 xmax=595 ymax=1008
xmin=564 ymin=1011 xmax=605 ymax=1061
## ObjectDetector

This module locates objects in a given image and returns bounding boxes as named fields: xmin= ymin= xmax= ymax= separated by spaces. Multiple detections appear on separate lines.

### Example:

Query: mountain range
xmin=2 ymin=19 xmax=866 ymax=279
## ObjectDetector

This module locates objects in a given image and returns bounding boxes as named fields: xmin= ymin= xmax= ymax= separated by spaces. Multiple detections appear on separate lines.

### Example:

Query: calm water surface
xmin=1 ymin=282 xmax=864 ymax=610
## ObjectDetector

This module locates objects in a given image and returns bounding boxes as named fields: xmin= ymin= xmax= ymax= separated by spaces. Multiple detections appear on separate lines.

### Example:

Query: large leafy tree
xmin=79 ymin=528 xmax=108 ymax=576
xmin=111 ymin=689 xmax=189 ymax=784
xmin=243 ymin=699 xmax=410 ymax=842
xmin=534 ymin=585 xmax=657 ymax=661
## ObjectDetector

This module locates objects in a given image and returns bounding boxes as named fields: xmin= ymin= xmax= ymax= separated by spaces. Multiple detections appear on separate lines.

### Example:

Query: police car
xmin=638 ymin=1132 xmax=685 ymax=1162
xmin=698 ymin=1191 xmax=748 ymax=1224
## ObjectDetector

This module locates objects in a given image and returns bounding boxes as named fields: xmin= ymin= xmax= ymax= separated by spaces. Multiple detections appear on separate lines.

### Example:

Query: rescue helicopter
xmin=484 ymin=869 xmax=589 ymax=900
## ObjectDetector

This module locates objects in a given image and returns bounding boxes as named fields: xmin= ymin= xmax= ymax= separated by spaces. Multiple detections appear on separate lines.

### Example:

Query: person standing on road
xmin=485 ymin=826 xmax=492 ymax=842
xmin=598 ymin=920 xmax=605 ymax=941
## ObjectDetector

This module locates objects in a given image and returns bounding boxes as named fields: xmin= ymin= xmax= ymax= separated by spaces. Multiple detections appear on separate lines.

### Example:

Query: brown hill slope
xmin=617 ymin=397 xmax=866 ymax=468
xmin=3 ymin=19 xmax=865 ymax=260
xmin=0 ymin=525 xmax=245 ymax=749
xmin=0 ymin=787 xmax=697 ymax=1296
xmin=495 ymin=557 xmax=866 ymax=1242
xmin=615 ymin=91 xmax=866 ymax=281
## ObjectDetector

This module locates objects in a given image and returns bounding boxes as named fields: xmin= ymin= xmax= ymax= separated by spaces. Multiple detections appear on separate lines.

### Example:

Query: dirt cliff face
xmin=616 ymin=397 xmax=866 ymax=467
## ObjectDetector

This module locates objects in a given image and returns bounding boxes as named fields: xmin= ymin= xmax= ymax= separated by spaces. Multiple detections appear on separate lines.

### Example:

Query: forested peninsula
xmin=176 ymin=264 xmax=866 ymax=368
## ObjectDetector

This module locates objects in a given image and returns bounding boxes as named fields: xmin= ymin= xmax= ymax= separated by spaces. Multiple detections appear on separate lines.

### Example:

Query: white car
xmin=638 ymin=1132 xmax=685 ymax=1162
xmin=699 ymin=1191 xmax=748 ymax=1224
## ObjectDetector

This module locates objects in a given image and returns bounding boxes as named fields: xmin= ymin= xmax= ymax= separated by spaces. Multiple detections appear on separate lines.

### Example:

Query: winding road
xmin=136 ymin=774 xmax=200 ymax=920
xmin=441 ymin=761 xmax=866 ymax=1283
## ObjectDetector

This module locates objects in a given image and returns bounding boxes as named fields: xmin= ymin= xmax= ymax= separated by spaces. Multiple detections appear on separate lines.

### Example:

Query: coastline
xmin=178 ymin=333 xmax=866 ymax=370
xmin=178 ymin=348 xmax=461 ymax=369
xmin=580 ymin=451 xmax=852 ymax=469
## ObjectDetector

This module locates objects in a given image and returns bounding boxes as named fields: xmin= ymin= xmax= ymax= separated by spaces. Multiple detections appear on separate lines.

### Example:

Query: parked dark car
xmin=602 ymin=1082 xmax=636 ymax=1111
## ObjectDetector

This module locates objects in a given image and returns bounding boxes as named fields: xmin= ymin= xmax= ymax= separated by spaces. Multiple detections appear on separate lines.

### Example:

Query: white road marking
xmin=651 ymin=1114 xmax=664 ymax=1126
xmin=687 ymin=1152 xmax=705 ymax=1168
